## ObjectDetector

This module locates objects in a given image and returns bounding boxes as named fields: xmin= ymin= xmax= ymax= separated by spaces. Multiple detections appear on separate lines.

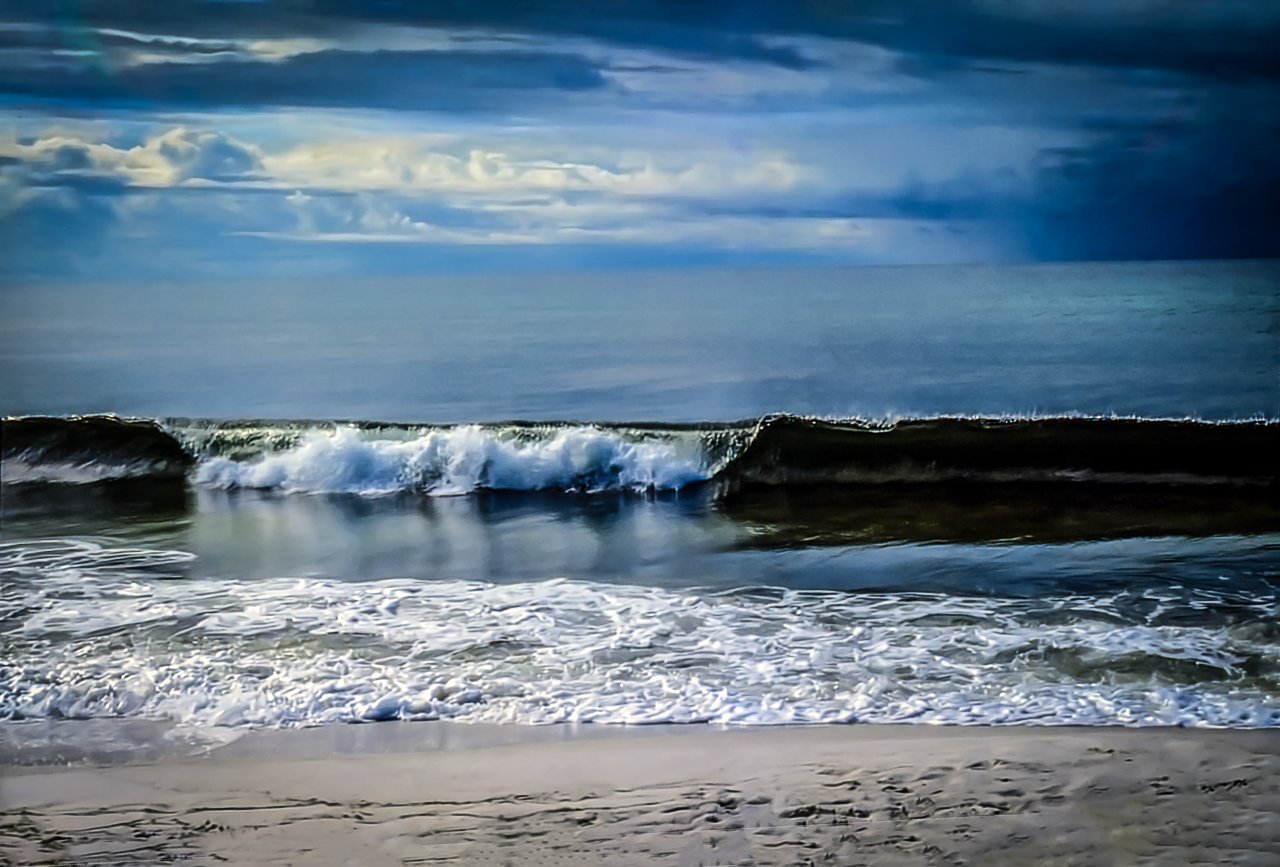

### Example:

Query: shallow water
xmin=2 ymin=518 xmax=1278 ymax=728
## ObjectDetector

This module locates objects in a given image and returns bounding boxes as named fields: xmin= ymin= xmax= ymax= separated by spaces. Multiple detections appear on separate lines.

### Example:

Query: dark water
xmin=1 ymin=260 xmax=1278 ymax=732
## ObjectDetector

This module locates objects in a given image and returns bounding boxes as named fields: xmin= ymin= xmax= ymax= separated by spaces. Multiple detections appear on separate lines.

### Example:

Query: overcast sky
xmin=1 ymin=0 xmax=1277 ymax=279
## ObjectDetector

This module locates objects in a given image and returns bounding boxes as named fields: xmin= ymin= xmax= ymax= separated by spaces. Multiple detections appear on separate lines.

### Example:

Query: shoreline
xmin=3 ymin=722 xmax=1277 ymax=864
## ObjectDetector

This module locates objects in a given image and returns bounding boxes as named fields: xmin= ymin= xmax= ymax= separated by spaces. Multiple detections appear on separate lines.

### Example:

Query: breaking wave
xmin=3 ymin=413 xmax=1277 ymax=495
xmin=193 ymin=425 xmax=717 ymax=495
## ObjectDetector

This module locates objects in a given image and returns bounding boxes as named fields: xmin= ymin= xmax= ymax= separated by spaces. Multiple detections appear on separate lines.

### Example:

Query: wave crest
xmin=194 ymin=425 xmax=714 ymax=495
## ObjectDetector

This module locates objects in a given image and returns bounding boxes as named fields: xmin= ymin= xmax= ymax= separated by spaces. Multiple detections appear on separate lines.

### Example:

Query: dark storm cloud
xmin=3 ymin=0 xmax=1279 ymax=79
xmin=1022 ymin=106 xmax=1280 ymax=261
xmin=328 ymin=0 xmax=1280 ymax=80
xmin=1 ymin=1 xmax=1276 ymax=118
xmin=0 ymin=47 xmax=607 ymax=111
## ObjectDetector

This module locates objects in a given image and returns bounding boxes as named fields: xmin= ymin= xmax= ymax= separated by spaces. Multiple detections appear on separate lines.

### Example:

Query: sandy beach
xmin=2 ymin=723 xmax=1277 ymax=865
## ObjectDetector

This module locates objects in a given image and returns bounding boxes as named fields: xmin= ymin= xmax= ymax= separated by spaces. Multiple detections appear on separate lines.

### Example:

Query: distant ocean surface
xmin=2 ymin=261 xmax=1278 ymax=732
xmin=2 ymin=260 xmax=1276 ymax=422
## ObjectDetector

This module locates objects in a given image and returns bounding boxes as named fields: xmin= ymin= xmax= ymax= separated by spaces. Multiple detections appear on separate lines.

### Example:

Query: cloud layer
xmin=1 ymin=1 xmax=1277 ymax=276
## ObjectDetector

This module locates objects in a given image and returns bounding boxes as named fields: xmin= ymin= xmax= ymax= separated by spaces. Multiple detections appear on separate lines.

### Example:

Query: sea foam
xmin=4 ymin=540 xmax=1277 ymax=730
xmin=194 ymin=425 xmax=712 ymax=495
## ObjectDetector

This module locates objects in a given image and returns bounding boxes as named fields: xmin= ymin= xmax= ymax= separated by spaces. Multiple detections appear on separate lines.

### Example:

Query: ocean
xmin=2 ymin=260 xmax=1278 ymax=734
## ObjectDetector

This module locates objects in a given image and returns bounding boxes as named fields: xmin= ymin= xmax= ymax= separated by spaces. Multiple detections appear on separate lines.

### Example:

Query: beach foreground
xmin=2 ymin=724 xmax=1277 ymax=865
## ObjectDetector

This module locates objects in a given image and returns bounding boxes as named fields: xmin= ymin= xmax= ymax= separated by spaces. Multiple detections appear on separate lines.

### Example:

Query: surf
xmin=3 ymin=413 xmax=1277 ymax=495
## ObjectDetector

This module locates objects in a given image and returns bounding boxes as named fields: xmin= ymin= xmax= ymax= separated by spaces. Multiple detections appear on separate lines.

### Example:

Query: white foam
xmin=193 ymin=425 xmax=712 ymax=495
xmin=0 ymin=459 xmax=164 ymax=484
xmin=3 ymin=540 xmax=1277 ymax=730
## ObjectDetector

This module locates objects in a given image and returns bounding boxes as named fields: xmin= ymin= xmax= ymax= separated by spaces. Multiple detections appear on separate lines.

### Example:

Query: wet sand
xmin=2 ymin=723 xmax=1278 ymax=865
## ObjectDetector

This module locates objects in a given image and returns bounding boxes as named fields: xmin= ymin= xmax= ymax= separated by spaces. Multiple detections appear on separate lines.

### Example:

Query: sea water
xmin=2 ymin=260 xmax=1278 ymax=732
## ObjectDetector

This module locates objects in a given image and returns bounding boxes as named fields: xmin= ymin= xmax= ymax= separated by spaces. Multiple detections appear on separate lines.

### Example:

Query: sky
xmin=1 ymin=0 xmax=1278 ymax=279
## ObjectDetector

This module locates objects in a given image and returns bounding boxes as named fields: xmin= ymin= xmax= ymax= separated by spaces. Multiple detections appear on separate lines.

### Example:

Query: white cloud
xmin=246 ymin=186 xmax=873 ymax=250
xmin=1 ymin=123 xmax=1008 ymax=259
xmin=275 ymin=190 xmax=438 ymax=241
xmin=240 ymin=191 xmax=1000 ymax=262
xmin=0 ymin=127 xmax=263 ymax=186
xmin=262 ymin=136 xmax=803 ymax=198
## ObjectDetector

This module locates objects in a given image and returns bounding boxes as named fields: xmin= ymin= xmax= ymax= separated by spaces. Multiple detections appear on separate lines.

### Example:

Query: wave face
xmin=3 ymin=539 xmax=1277 ymax=729
xmin=730 ymin=415 xmax=1280 ymax=486
xmin=0 ymin=416 xmax=193 ymax=484
xmin=3 ymin=414 xmax=1277 ymax=494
